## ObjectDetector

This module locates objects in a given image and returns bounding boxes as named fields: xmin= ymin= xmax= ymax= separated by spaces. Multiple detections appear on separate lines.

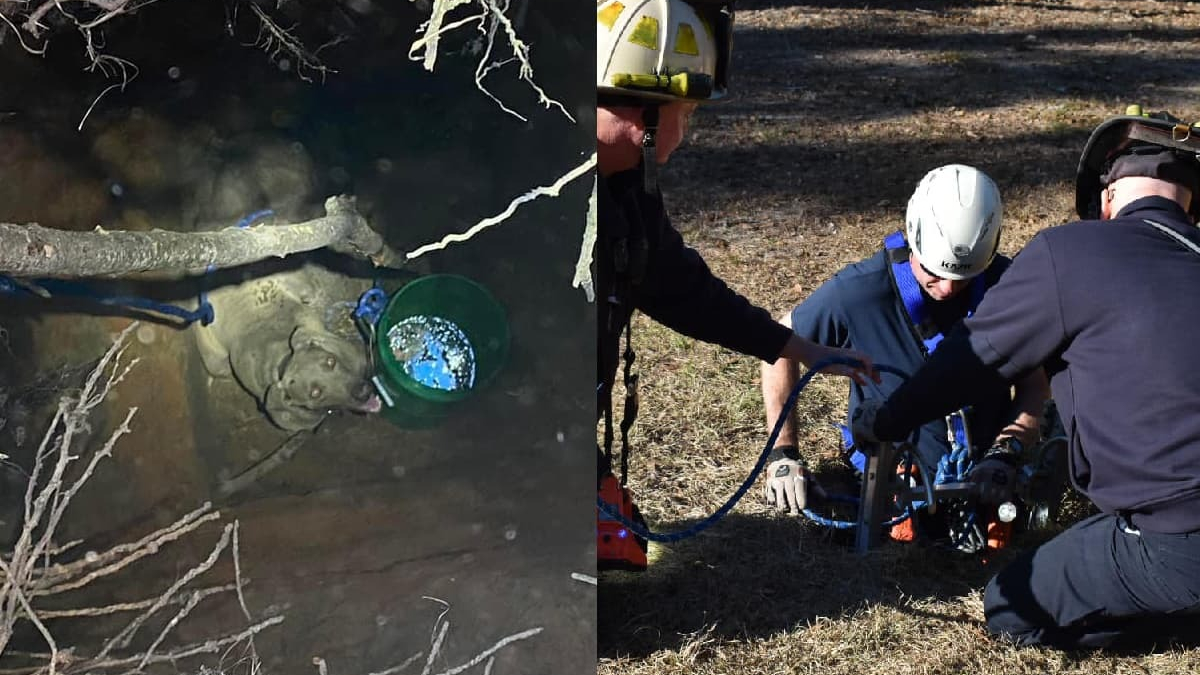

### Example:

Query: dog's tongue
xmin=361 ymin=394 xmax=383 ymax=414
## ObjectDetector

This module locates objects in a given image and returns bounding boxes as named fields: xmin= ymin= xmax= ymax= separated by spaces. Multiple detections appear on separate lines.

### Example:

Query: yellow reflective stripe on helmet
xmin=610 ymin=72 xmax=709 ymax=99
xmin=628 ymin=16 xmax=659 ymax=49
xmin=674 ymin=22 xmax=699 ymax=55
xmin=597 ymin=1 xmax=624 ymax=30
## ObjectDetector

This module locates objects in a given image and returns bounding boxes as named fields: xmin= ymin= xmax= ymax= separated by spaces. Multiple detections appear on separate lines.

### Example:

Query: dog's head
xmin=263 ymin=326 xmax=382 ymax=431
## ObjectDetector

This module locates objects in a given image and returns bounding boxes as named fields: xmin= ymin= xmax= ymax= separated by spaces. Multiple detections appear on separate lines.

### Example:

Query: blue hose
xmin=596 ymin=358 xmax=912 ymax=543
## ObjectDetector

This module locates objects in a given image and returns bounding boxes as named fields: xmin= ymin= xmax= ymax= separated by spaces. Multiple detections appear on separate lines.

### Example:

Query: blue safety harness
xmin=839 ymin=232 xmax=989 ymax=483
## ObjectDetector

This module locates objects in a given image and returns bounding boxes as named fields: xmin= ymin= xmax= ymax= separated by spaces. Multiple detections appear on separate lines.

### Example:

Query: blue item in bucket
xmin=387 ymin=315 xmax=477 ymax=392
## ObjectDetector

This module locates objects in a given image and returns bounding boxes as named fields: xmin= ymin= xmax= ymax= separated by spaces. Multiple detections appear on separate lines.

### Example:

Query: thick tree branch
xmin=0 ymin=195 xmax=404 ymax=279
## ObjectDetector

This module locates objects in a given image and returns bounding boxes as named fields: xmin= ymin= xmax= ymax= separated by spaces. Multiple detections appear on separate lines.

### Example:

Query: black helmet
xmin=1076 ymin=107 xmax=1200 ymax=221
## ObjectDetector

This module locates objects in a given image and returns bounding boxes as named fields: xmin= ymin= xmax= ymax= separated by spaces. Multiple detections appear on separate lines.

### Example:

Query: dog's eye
xmin=310 ymin=385 xmax=323 ymax=400
xmin=325 ymin=355 xmax=337 ymax=369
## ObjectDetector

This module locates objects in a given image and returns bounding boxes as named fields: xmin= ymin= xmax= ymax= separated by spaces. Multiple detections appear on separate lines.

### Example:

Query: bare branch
xmin=216 ymin=430 xmax=313 ymax=498
xmin=87 ymin=614 xmax=284 ymax=672
xmin=0 ymin=9 xmax=46 ymax=54
xmin=410 ymin=0 xmax=574 ymax=123
xmin=405 ymin=152 xmax=596 ymax=260
xmin=365 ymin=652 xmax=425 ymax=675
xmin=0 ymin=557 xmax=58 ymax=675
xmin=0 ymin=195 xmax=405 ymax=278
xmin=136 ymin=589 xmax=205 ymax=670
xmin=36 ymin=582 xmax=239 ymax=618
xmin=32 ymin=503 xmax=219 ymax=593
xmin=248 ymin=1 xmax=336 ymax=83
xmin=572 ymin=178 xmax=598 ymax=302
xmin=96 ymin=522 xmax=233 ymax=659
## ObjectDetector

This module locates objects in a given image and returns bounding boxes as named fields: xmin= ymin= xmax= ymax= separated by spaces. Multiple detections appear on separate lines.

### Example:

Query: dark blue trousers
xmin=984 ymin=512 xmax=1200 ymax=649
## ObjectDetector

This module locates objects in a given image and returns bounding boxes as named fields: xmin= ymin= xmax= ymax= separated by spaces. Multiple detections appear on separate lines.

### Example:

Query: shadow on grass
xmin=599 ymin=511 xmax=1012 ymax=659
xmin=655 ymin=6 xmax=1200 ymax=224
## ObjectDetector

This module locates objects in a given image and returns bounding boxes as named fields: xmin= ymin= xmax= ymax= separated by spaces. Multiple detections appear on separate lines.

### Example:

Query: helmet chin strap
xmin=641 ymin=104 xmax=660 ymax=194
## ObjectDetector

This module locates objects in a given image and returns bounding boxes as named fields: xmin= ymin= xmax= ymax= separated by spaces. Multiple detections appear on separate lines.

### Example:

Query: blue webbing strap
xmin=841 ymin=232 xmax=989 ymax=476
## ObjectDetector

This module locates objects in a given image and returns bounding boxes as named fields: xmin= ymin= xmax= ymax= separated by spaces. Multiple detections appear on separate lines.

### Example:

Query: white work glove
xmin=763 ymin=446 xmax=807 ymax=515
xmin=849 ymin=398 xmax=884 ymax=448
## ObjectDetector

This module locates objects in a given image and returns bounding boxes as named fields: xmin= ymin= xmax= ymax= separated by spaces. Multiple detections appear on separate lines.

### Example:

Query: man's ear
xmin=263 ymin=381 xmax=324 ymax=432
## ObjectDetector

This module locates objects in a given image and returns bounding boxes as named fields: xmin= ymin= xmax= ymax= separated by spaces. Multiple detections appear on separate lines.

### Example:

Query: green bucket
xmin=373 ymin=274 xmax=509 ymax=428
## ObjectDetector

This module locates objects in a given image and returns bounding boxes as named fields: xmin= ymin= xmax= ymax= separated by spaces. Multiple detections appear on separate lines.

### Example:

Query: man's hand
xmin=780 ymin=335 xmax=879 ymax=386
xmin=970 ymin=437 xmax=1024 ymax=505
xmin=763 ymin=447 xmax=808 ymax=515
xmin=850 ymin=398 xmax=884 ymax=448
xmin=970 ymin=457 xmax=1017 ymax=505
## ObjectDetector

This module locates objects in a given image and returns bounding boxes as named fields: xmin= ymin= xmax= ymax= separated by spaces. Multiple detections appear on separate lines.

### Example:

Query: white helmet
xmin=905 ymin=164 xmax=1003 ymax=280
xmin=596 ymin=0 xmax=733 ymax=103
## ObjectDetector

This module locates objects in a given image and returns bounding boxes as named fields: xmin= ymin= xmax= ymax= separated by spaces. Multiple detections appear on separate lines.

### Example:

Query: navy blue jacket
xmin=596 ymin=169 xmax=791 ymax=406
xmin=875 ymin=197 xmax=1200 ymax=533
xmin=791 ymin=247 xmax=1013 ymax=469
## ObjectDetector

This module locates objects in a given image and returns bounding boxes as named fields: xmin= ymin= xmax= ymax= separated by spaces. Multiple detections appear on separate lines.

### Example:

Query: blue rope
xmin=0 ymin=277 xmax=216 ymax=325
xmin=595 ymin=359 xmax=912 ymax=543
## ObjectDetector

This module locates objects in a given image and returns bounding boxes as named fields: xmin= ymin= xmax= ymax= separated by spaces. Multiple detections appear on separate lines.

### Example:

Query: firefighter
xmin=851 ymin=110 xmax=1200 ymax=648
xmin=760 ymin=165 xmax=1048 ymax=552
xmin=595 ymin=0 xmax=875 ymax=569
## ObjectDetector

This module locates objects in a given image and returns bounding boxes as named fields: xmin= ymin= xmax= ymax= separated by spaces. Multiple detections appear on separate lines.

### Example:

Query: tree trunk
xmin=0 ymin=195 xmax=405 ymax=279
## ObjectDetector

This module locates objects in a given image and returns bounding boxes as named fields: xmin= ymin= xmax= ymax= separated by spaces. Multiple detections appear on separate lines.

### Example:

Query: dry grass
xmin=599 ymin=1 xmax=1200 ymax=673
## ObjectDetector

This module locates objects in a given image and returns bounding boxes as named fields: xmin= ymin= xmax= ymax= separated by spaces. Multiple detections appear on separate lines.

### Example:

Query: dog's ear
xmin=263 ymin=381 xmax=325 ymax=432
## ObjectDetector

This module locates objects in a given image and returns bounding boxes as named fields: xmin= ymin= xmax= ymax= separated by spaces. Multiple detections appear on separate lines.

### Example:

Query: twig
xmin=35 ymin=509 xmax=221 ymax=595
xmin=421 ymin=596 xmax=450 ymax=644
xmin=32 ymin=502 xmax=217 ymax=589
xmin=231 ymin=519 xmax=262 ymax=670
xmin=474 ymin=0 xmax=573 ymax=123
xmin=137 ymin=589 xmax=206 ymax=669
xmin=88 ymin=614 xmax=284 ymax=671
xmin=408 ymin=0 xmax=473 ymax=71
xmin=419 ymin=621 xmax=449 ymax=675
xmin=0 ymin=327 xmax=282 ymax=674
xmin=217 ymin=430 xmax=313 ymax=497
xmin=248 ymin=1 xmax=335 ymax=83
xmin=78 ymin=82 xmax=126 ymax=132
xmin=0 ymin=9 xmax=46 ymax=54
xmin=97 ymin=522 xmax=234 ymax=659
xmin=410 ymin=0 xmax=573 ymax=123
xmin=232 ymin=521 xmax=254 ymax=621
xmin=365 ymin=651 xmax=425 ymax=675
xmin=23 ymin=0 xmax=128 ymax=35
xmin=0 ymin=557 xmax=58 ymax=675
xmin=432 ymin=627 xmax=542 ymax=675
xmin=36 ymin=582 xmax=239 ymax=618
xmin=571 ymin=178 xmax=597 ymax=302
xmin=405 ymin=152 xmax=595 ymax=260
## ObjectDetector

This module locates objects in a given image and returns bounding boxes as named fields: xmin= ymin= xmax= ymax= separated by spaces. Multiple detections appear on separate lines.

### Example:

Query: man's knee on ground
xmin=983 ymin=570 xmax=1045 ymax=647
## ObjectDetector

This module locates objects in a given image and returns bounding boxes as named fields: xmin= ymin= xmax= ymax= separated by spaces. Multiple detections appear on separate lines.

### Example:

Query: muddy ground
xmin=0 ymin=2 xmax=594 ymax=673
